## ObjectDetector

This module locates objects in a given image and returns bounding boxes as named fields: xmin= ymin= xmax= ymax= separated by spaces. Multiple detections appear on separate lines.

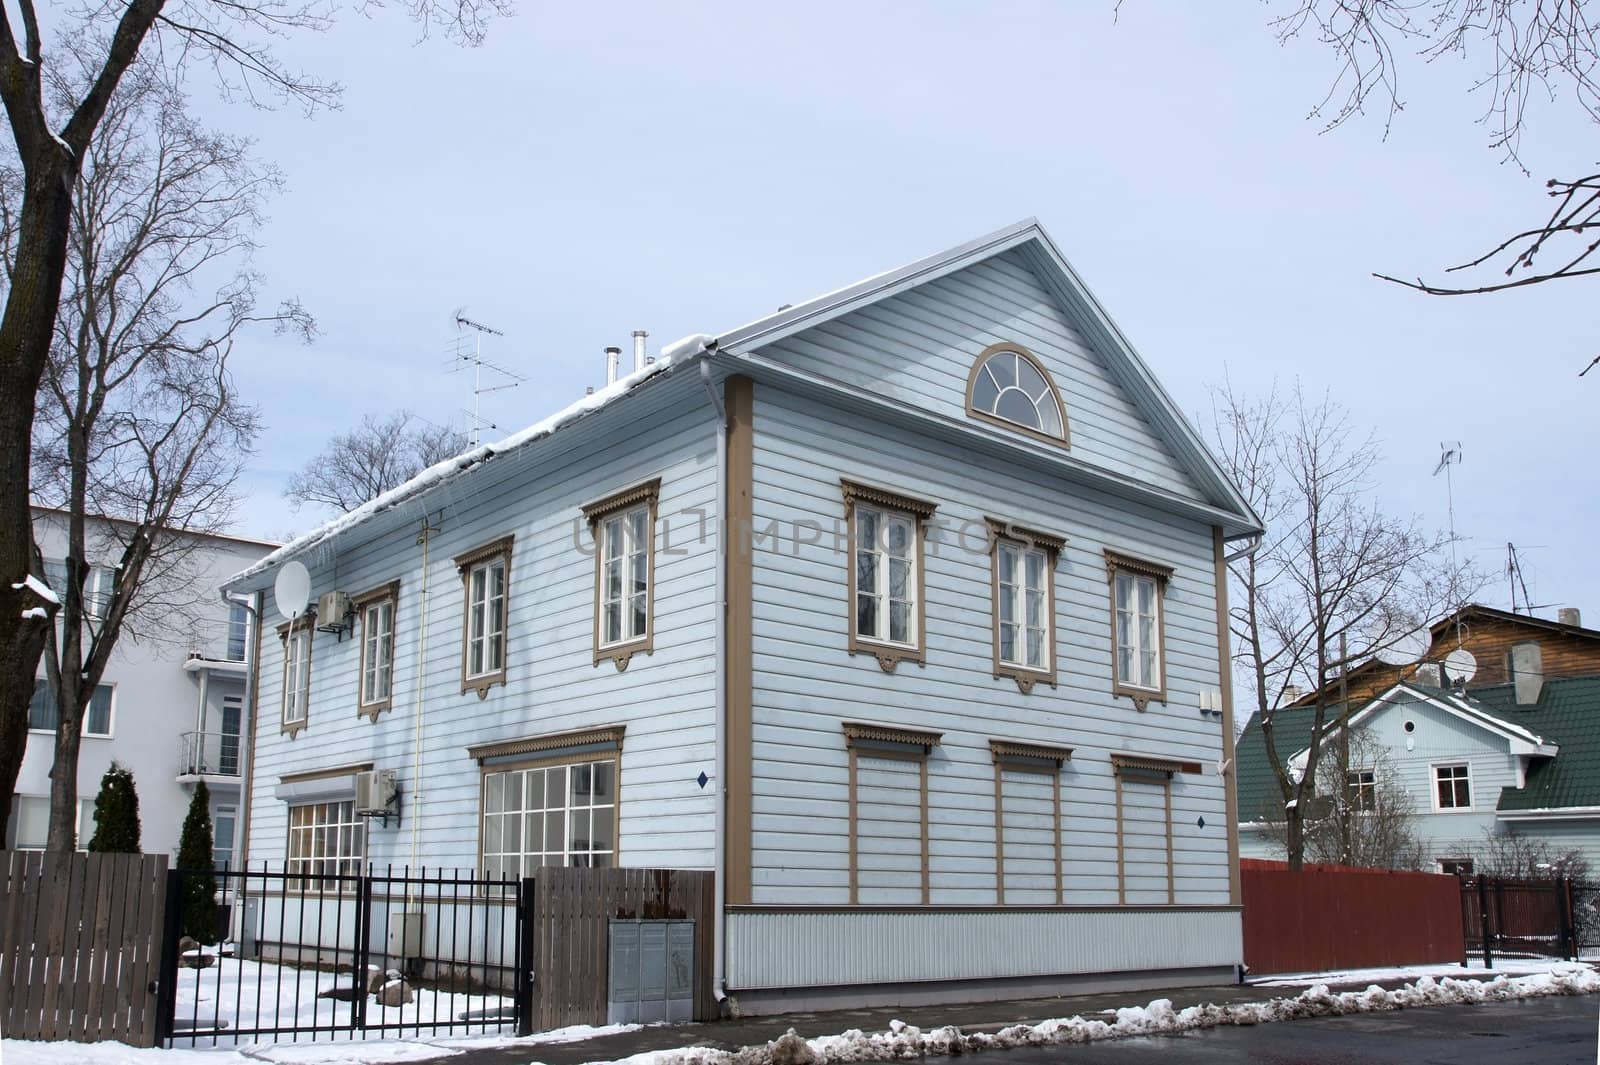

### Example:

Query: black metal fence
xmin=1459 ymin=875 xmax=1587 ymax=967
xmin=157 ymin=864 xmax=530 ymax=1047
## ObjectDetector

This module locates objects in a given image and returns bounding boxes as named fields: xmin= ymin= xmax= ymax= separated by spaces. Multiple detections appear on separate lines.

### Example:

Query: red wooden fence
xmin=1241 ymin=859 xmax=1465 ymax=974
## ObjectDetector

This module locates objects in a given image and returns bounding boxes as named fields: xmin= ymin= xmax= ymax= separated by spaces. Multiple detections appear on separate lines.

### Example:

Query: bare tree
xmin=1266 ymin=730 xmax=1425 ymax=870
xmin=7 ymin=57 xmax=311 ymax=851
xmin=286 ymin=411 xmax=468 ymax=514
xmin=1265 ymin=2 xmax=1600 ymax=329
xmin=0 ymin=0 xmax=505 ymax=840
xmin=1213 ymin=380 xmax=1474 ymax=869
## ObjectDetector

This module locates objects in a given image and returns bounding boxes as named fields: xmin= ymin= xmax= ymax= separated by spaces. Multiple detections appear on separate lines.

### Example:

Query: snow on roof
xmin=226 ymin=343 xmax=701 ymax=589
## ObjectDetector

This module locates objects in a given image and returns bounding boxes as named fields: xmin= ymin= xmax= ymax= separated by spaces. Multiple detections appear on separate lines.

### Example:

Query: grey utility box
xmin=608 ymin=919 xmax=694 ymax=1024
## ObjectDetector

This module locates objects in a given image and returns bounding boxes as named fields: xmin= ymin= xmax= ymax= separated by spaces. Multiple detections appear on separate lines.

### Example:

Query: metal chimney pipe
xmin=632 ymin=330 xmax=648 ymax=373
xmin=605 ymin=346 xmax=621 ymax=386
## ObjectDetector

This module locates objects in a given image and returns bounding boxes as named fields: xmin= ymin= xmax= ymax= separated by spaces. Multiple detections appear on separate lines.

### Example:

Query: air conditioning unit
xmin=354 ymin=768 xmax=398 ymax=817
xmin=315 ymin=591 xmax=354 ymax=636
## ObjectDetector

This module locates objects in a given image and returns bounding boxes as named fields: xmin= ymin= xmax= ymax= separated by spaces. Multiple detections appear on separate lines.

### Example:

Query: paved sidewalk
xmin=426 ymin=968 xmax=1526 ymax=1065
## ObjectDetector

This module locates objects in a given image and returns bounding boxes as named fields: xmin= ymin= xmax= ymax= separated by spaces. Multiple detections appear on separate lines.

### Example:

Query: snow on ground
xmin=164 ymin=953 xmax=513 ymax=1048
xmin=1251 ymin=956 xmax=1592 ymax=987
xmin=2 ymin=961 xmax=1595 ymax=1065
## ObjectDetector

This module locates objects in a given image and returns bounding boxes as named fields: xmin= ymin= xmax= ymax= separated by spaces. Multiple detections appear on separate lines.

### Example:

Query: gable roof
xmin=1342 ymin=683 xmax=1555 ymax=757
xmin=229 ymin=221 xmax=1262 ymax=590
xmin=1470 ymin=678 xmax=1600 ymax=812
xmin=716 ymin=219 xmax=1261 ymax=536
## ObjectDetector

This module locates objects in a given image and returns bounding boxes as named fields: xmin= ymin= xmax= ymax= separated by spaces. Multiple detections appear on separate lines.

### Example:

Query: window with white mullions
xmin=467 ymin=556 xmax=506 ymax=678
xmin=282 ymin=627 xmax=310 ymax=727
xmin=998 ymin=542 xmax=1050 ymax=671
xmin=361 ymin=598 xmax=394 ymax=706
xmin=287 ymin=800 xmax=365 ymax=884
xmin=481 ymin=758 xmax=617 ymax=879
xmin=601 ymin=507 xmax=650 ymax=648
xmin=855 ymin=505 xmax=917 ymax=647
xmin=966 ymin=344 xmax=1067 ymax=441
xmin=1114 ymin=571 xmax=1160 ymax=690
xmin=1434 ymin=763 xmax=1471 ymax=809
xmin=1346 ymin=770 xmax=1376 ymax=812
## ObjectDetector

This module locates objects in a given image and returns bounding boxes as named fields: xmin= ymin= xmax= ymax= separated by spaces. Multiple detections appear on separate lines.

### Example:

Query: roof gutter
xmin=1496 ymin=806 xmax=1600 ymax=822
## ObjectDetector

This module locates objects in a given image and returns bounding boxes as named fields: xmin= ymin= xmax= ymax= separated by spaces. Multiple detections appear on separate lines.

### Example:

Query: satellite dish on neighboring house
xmin=1374 ymin=627 xmax=1431 ymax=666
xmin=274 ymin=561 xmax=311 ymax=621
xmin=1444 ymin=647 xmax=1478 ymax=687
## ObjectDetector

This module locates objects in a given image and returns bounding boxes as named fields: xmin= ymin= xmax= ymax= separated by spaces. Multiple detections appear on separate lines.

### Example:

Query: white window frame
xmin=997 ymin=540 xmax=1051 ymax=672
xmin=1432 ymin=762 xmax=1473 ymax=811
xmin=481 ymin=757 xmax=618 ymax=879
xmin=1346 ymin=769 xmax=1376 ymax=813
xmin=225 ymin=599 xmax=251 ymax=662
xmin=27 ymin=679 xmax=113 ymax=737
xmin=854 ymin=504 xmax=919 ymax=650
xmin=599 ymin=505 xmax=651 ymax=650
xmin=1438 ymin=857 xmax=1475 ymax=875
xmin=360 ymin=596 xmax=395 ymax=711
xmin=1114 ymin=571 xmax=1162 ymax=691
xmin=5 ymin=795 xmax=94 ymax=850
xmin=286 ymin=799 xmax=365 ymax=883
xmin=466 ymin=556 xmax=507 ymax=681
xmin=281 ymin=625 xmax=311 ymax=731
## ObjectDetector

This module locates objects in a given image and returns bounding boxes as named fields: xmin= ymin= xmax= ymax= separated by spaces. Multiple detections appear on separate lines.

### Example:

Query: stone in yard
xmin=178 ymin=950 xmax=215 ymax=969
xmin=366 ymin=964 xmax=386 ymax=993
xmin=376 ymin=978 xmax=414 ymax=1007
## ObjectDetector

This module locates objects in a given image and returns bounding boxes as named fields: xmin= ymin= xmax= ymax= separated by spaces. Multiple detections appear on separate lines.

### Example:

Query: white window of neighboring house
xmin=213 ymin=805 xmax=237 ymax=871
xmin=1346 ymin=770 xmax=1376 ymax=812
xmin=28 ymin=680 xmax=113 ymax=736
xmin=5 ymin=795 xmax=94 ymax=849
xmin=40 ymin=560 xmax=114 ymax=620
xmin=286 ymin=800 xmax=365 ymax=882
xmin=360 ymin=595 xmax=396 ymax=711
xmin=481 ymin=758 xmax=617 ymax=879
xmin=226 ymin=600 xmax=251 ymax=662
xmin=281 ymin=627 xmax=311 ymax=729
xmin=1439 ymin=858 xmax=1475 ymax=875
xmin=1434 ymin=763 xmax=1472 ymax=810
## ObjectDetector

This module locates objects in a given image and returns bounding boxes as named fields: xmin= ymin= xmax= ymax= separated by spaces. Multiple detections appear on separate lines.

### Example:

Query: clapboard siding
xmin=747 ymin=383 xmax=1231 ymax=907
xmin=755 ymin=249 xmax=1200 ymax=502
xmin=248 ymin=381 xmax=720 ymax=874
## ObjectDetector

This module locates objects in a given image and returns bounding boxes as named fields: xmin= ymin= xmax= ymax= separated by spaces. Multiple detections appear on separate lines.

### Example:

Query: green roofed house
xmin=1237 ymin=673 xmax=1600 ymax=874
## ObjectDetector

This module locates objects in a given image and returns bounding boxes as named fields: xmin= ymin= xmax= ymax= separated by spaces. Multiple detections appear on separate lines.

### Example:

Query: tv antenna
xmin=1433 ymin=442 xmax=1464 ymax=648
xmin=448 ymin=309 xmax=524 ymax=445
xmin=1503 ymin=543 xmax=1556 ymax=616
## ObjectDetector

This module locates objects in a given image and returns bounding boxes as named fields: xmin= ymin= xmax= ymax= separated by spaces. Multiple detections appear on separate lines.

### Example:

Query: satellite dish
xmin=274 ymin=561 xmax=311 ymax=621
xmin=1444 ymin=648 xmax=1478 ymax=686
xmin=1374 ymin=627 xmax=1431 ymax=666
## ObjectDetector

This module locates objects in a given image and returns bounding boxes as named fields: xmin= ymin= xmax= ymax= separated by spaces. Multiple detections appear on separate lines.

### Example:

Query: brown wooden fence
xmin=0 ymin=850 xmax=171 ymax=1046
xmin=527 ymin=867 xmax=714 ymax=1031
xmin=1241 ymin=858 xmax=1464 ymax=974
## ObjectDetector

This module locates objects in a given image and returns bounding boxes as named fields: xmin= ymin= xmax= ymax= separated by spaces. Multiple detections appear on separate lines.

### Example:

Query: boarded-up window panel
xmin=1121 ymin=777 xmax=1170 ymax=905
xmin=856 ymin=756 xmax=922 ymax=903
xmin=1001 ymin=769 xmax=1055 ymax=904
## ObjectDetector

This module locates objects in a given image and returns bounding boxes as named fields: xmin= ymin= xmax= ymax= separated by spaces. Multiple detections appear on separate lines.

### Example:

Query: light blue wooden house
xmin=223 ymin=220 xmax=1262 ymax=1012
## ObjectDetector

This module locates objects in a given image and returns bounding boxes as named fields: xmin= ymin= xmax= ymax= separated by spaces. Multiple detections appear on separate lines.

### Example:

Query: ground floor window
xmin=481 ymin=758 xmax=616 ymax=879
xmin=5 ymin=794 xmax=96 ymax=849
xmin=286 ymin=800 xmax=365 ymax=882
xmin=1438 ymin=857 xmax=1474 ymax=875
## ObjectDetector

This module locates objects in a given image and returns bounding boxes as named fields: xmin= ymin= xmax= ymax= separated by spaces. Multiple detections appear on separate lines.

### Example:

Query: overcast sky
xmin=192 ymin=2 xmax=1596 ymax=623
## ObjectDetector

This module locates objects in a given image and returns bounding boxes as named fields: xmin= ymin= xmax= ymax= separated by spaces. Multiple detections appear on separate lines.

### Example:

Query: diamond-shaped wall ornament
xmin=1197 ymin=816 xmax=1206 ymax=829
xmin=697 ymin=771 xmax=709 ymax=789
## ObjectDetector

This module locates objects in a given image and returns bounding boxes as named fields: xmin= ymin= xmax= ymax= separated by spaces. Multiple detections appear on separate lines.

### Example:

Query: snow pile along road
xmin=596 ymin=968 xmax=1600 ymax=1065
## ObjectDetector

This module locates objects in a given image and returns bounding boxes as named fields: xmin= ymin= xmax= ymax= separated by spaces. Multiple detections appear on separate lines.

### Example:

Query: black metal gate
xmin=157 ymin=864 xmax=533 ymax=1046
xmin=1460 ymin=875 xmax=1581 ymax=967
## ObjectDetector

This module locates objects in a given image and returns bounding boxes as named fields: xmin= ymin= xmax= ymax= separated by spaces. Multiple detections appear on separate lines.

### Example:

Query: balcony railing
xmin=178 ymin=730 xmax=242 ymax=778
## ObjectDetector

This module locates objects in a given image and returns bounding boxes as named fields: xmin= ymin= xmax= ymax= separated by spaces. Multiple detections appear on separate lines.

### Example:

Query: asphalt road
xmin=957 ymin=996 xmax=1600 ymax=1065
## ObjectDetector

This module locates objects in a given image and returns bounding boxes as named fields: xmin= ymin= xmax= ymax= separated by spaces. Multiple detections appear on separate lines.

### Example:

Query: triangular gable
xmin=715 ymin=220 xmax=1261 ymax=535
xmin=1287 ymin=684 xmax=1558 ymax=772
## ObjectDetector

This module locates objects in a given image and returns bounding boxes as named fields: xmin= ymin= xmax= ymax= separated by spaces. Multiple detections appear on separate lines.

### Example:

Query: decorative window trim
xmin=990 ymin=738 xmax=1072 ymax=905
xmin=842 ymin=722 xmax=939 ymax=905
xmin=467 ymin=724 xmax=627 ymax=765
xmin=478 ymin=751 xmax=621 ymax=878
xmin=455 ymin=535 xmax=513 ymax=698
xmin=354 ymin=580 xmax=400 ymax=720
xmin=1110 ymin=753 xmax=1197 ymax=906
xmin=963 ymin=341 xmax=1070 ymax=447
xmin=841 ymin=479 xmax=937 ymax=673
xmin=986 ymin=518 xmax=1065 ymax=692
xmin=279 ymin=761 xmax=375 ymax=786
xmin=277 ymin=620 xmax=313 ymax=737
xmin=1105 ymin=550 xmax=1173 ymax=710
xmin=583 ymin=479 xmax=661 ymax=672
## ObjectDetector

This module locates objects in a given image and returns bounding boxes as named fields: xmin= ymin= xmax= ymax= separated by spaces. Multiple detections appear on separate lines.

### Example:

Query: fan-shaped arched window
xmin=965 ymin=343 xmax=1067 ymax=444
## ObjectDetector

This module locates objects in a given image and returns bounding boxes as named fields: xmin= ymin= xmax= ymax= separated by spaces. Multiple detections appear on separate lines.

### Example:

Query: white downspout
xmin=408 ymin=517 xmax=434 ymax=892
xmin=697 ymin=351 xmax=728 ymax=1003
